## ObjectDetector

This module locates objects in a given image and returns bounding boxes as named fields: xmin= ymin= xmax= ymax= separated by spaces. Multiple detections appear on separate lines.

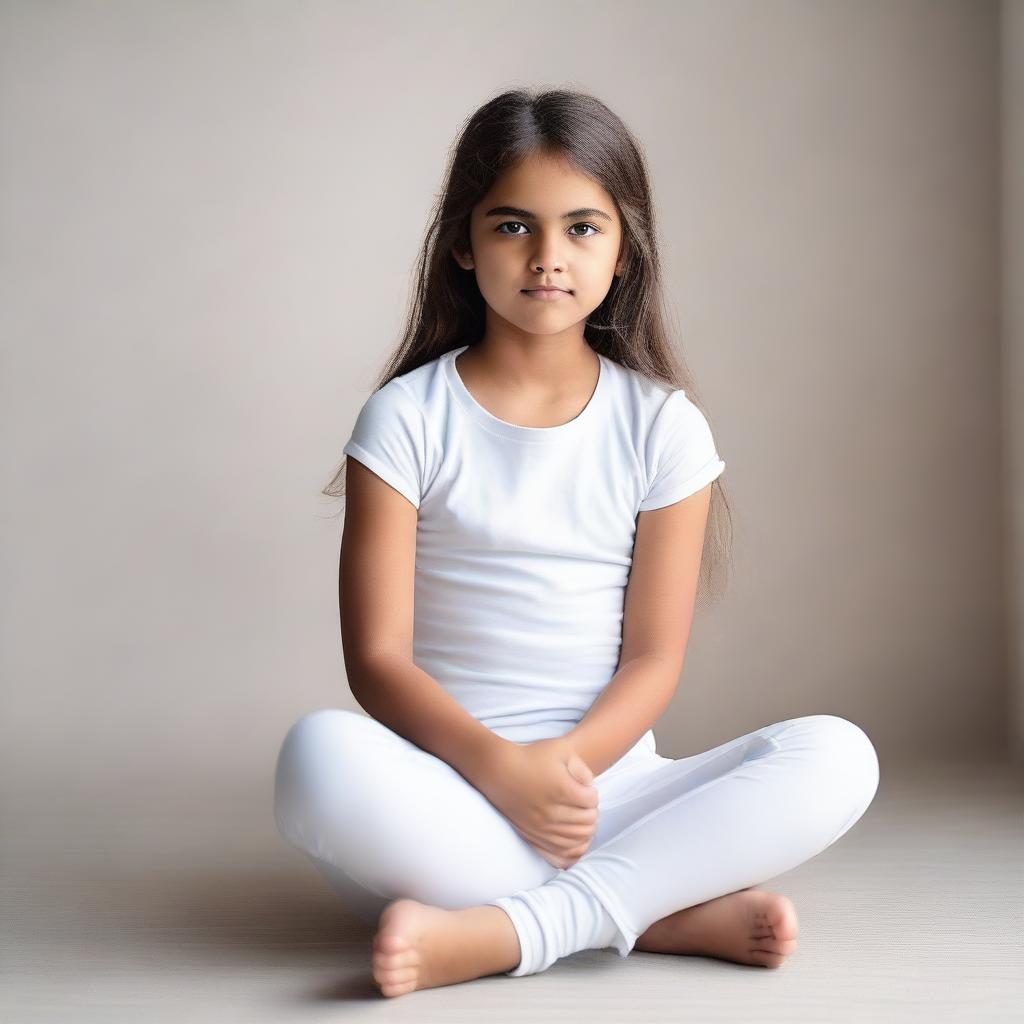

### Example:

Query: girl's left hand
xmin=509 ymin=740 xmax=599 ymax=869
xmin=474 ymin=736 xmax=599 ymax=869
xmin=511 ymin=819 xmax=593 ymax=869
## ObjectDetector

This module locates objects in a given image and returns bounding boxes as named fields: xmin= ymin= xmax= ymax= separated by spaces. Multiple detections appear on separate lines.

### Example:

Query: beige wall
xmin=1004 ymin=0 xmax=1024 ymax=761
xmin=1 ymin=0 xmax=1013 ymax=813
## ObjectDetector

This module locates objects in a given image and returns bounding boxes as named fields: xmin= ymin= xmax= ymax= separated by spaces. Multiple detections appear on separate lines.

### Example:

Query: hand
xmin=476 ymin=736 xmax=600 ymax=869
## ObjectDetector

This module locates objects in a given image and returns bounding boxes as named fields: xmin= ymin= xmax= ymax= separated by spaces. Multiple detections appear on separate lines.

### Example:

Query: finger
xmin=515 ymin=821 xmax=591 ymax=854
xmin=542 ymin=850 xmax=572 ymax=870
xmin=542 ymin=839 xmax=589 ymax=866
xmin=544 ymin=826 xmax=596 ymax=852
xmin=565 ymin=753 xmax=594 ymax=786
xmin=548 ymin=806 xmax=599 ymax=826
xmin=545 ymin=822 xmax=596 ymax=842
xmin=512 ymin=822 xmax=570 ymax=856
xmin=561 ymin=781 xmax=599 ymax=809
xmin=548 ymin=837 xmax=593 ymax=867
xmin=520 ymin=836 xmax=562 ymax=869
xmin=557 ymin=842 xmax=591 ymax=868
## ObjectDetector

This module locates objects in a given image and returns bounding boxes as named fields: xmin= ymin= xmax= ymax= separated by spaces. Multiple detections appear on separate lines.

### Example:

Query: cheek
xmin=473 ymin=257 xmax=509 ymax=291
xmin=472 ymin=242 xmax=512 ymax=278
xmin=475 ymin=251 xmax=524 ymax=296
xmin=472 ymin=267 xmax=519 ymax=312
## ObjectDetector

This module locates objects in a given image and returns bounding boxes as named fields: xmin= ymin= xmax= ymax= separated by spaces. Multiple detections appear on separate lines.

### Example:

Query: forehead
xmin=477 ymin=152 xmax=618 ymax=220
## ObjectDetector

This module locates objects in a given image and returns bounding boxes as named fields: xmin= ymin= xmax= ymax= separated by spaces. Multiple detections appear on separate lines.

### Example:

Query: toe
xmin=750 ymin=937 xmax=798 ymax=966
xmin=750 ymin=949 xmax=791 ymax=968
xmin=374 ymin=932 xmax=412 ymax=954
xmin=374 ymin=948 xmax=418 ymax=971
xmin=377 ymin=966 xmax=418 ymax=985
xmin=756 ymin=937 xmax=798 ymax=956
xmin=378 ymin=977 xmax=417 ymax=998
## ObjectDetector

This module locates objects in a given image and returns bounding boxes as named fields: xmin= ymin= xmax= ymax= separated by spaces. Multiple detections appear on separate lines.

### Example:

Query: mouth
xmin=521 ymin=287 xmax=572 ymax=300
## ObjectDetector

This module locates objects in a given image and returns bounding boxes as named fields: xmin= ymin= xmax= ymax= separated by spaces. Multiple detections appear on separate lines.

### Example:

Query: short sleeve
xmin=342 ymin=379 xmax=427 ymax=509
xmin=638 ymin=389 xmax=726 ymax=512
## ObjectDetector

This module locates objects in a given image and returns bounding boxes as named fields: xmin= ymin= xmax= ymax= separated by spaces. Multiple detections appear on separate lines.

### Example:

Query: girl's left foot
xmin=634 ymin=887 xmax=799 ymax=968
xmin=370 ymin=898 xmax=521 ymax=997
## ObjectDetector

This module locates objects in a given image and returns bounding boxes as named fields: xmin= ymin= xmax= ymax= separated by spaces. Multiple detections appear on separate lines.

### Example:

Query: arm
xmin=340 ymin=455 xmax=509 ymax=789
xmin=566 ymin=481 xmax=715 ymax=777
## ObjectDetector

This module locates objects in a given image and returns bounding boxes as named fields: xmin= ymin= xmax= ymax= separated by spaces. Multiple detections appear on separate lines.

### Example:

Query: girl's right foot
xmin=370 ymin=898 xmax=521 ymax=998
xmin=633 ymin=888 xmax=799 ymax=968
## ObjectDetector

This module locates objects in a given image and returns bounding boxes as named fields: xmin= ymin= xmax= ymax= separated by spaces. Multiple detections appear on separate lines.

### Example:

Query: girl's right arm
xmin=340 ymin=454 xmax=507 ymax=790
xmin=341 ymin=454 xmax=599 ymax=866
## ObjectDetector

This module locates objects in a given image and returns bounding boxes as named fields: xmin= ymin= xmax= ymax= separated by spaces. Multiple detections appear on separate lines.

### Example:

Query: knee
xmin=273 ymin=708 xmax=372 ymax=849
xmin=275 ymin=708 xmax=368 ymax=778
xmin=801 ymin=714 xmax=880 ymax=816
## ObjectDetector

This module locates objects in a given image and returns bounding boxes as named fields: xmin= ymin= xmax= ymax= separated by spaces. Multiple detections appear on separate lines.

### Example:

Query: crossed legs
xmin=274 ymin=709 xmax=880 ymax=993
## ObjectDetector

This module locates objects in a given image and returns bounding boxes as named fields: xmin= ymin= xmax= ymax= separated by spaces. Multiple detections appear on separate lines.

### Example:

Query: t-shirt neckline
xmin=443 ymin=344 xmax=606 ymax=443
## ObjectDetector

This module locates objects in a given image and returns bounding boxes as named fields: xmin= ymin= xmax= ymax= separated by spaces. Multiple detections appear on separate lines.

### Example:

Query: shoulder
xmin=341 ymin=352 xmax=452 ymax=509
xmin=341 ymin=371 xmax=425 ymax=509
xmin=613 ymin=369 xmax=724 ymax=513
xmin=354 ymin=375 xmax=419 ymax=417
xmin=647 ymin=386 xmax=715 ymax=438
xmin=601 ymin=356 xmax=712 ymax=435
xmin=348 ymin=349 xmax=450 ymax=429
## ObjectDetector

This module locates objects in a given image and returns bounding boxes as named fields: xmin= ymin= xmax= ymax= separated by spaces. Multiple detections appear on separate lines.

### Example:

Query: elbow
xmin=343 ymin=647 xmax=411 ymax=704
xmin=341 ymin=643 xmax=372 ymax=705
xmin=635 ymin=649 xmax=685 ymax=687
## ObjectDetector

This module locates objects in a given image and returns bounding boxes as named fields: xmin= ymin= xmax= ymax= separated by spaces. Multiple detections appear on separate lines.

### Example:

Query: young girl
xmin=274 ymin=87 xmax=879 ymax=997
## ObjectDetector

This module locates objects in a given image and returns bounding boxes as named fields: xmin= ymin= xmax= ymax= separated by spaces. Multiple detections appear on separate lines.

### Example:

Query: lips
xmin=521 ymin=287 xmax=572 ymax=297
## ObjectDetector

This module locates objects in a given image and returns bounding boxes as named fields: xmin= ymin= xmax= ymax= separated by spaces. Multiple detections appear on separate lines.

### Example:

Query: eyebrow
xmin=483 ymin=205 xmax=614 ymax=223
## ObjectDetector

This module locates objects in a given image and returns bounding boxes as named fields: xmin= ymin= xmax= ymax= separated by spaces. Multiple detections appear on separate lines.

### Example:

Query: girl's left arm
xmin=566 ymin=481 xmax=715 ymax=777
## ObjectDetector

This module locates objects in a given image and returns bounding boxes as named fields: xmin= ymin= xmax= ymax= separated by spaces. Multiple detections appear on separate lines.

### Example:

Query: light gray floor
xmin=3 ymin=756 xmax=1022 ymax=1023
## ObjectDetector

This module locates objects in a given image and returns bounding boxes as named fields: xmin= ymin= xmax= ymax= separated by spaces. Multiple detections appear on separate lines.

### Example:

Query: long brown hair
xmin=325 ymin=86 xmax=734 ymax=607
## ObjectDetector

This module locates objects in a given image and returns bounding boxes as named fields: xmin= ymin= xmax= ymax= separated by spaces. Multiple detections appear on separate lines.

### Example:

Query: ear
xmin=451 ymin=244 xmax=474 ymax=270
xmin=614 ymin=237 xmax=629 ymax=277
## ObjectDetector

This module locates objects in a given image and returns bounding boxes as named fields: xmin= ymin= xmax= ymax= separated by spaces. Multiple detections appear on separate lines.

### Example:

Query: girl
xmin=274 ymin=87 xmax=879 ymax=998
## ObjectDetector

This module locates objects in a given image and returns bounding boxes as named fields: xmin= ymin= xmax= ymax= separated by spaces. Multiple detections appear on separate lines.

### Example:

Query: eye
xmin=495 ymin=221 xmax=601 ymax=238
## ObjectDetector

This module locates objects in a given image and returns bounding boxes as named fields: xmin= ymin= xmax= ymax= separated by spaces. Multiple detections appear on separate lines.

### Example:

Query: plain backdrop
xmin=1 ymin=0 xmax=1020 ymax=820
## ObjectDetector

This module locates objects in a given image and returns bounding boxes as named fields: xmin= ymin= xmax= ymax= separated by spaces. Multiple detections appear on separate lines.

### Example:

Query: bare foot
xmin=634 ymin=888 xmax=799 ymax=968
xmin=370 ymin=897 xmax=521 ymax=997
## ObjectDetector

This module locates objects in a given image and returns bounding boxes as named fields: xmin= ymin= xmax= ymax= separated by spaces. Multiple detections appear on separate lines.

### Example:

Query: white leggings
xmin=273 ymin=709 xmax=880 ymax=977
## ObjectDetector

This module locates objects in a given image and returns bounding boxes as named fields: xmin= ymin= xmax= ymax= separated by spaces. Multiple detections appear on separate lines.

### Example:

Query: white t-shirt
xmin=342 ymin=343 xmax=725 ymax=750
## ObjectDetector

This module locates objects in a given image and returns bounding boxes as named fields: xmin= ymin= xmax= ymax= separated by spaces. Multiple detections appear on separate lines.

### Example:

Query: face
xmin=451 ymin=150 xmax=628 ymax=342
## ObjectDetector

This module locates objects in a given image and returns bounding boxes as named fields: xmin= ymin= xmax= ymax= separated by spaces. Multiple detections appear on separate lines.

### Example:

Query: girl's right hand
xmin=477 ymin=737 xmax=600 ymax=869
